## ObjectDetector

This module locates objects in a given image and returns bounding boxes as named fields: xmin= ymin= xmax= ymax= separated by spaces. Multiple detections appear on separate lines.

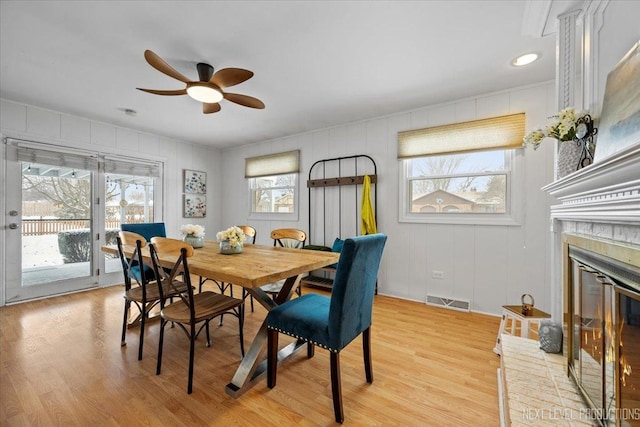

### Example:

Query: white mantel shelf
xmin=542 ymin=144 xmax=640 ymax=225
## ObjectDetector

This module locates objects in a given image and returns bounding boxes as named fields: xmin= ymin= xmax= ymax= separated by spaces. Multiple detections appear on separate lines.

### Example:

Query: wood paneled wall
xmin=220 ymin=82 xmax=557 ymax=316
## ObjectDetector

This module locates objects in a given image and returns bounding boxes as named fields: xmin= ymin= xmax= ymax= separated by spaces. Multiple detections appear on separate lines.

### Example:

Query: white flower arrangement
xmin=180 ymin=224 xmax=205 ymax=238
xmin=216 ymin=226 xmax=246 ymax=247
xmin=523 ymin=107 xmax=588 ymax=150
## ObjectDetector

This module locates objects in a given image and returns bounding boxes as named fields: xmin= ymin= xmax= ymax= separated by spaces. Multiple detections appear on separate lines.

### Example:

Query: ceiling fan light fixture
xmin=186 ymin=82 xmax=223 ymax=103
xmin=138 ymin=51 xmax=262 ymax=113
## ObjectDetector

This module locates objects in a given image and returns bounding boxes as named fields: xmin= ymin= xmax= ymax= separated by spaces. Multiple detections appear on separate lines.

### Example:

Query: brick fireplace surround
xmin=498 ymin=143 xmax=640 ymax=426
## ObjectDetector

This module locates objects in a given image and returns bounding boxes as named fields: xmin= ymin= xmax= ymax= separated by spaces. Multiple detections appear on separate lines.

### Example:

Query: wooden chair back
xmin=236 ymin=225 xmax=257 ymax=244
xmin=116 ymin=232 xmax=147 ymax=292
xmin=149 ymin=237 xmax=195 ymax=312
xmin=118 ymin=231 xmax=147 ymax=247
xmin=271 ymin=228 xmax=306 ymax=248
xmin=150 ymin=236 xmax=194 ymax=258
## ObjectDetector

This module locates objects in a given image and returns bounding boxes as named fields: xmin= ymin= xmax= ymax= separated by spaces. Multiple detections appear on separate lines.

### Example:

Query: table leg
xmin=225 ymin=274 xmax=305 ymax=398
xmin=126 ymin=302 xmax=161 ymax=329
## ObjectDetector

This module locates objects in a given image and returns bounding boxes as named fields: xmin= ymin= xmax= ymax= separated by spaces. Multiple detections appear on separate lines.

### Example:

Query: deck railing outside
xmin=22 ymin=219 xmax=140 ymax=236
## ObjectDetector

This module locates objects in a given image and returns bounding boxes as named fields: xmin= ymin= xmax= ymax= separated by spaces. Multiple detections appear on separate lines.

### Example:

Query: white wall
xmin=221 ymin=81 xmax=557 ymax=316
xmin=1 ymin=99 xmax=223 ymax=304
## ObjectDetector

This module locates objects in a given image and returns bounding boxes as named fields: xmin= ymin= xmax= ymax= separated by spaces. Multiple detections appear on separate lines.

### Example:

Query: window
xmin=249 ymin=174 xmax=296 ymax=213
xmin=398 ymin=113 xmax=524 ymax=225
xmin=245 ymin=150 xmax=299 ymax=218
xmin=405 ymin=150 xmax=509 ymax=212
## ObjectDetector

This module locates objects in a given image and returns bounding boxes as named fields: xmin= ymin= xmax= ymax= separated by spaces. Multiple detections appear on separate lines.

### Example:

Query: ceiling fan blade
xmin=210 ymin=68 xmax=254 ymax=89
xmin=144 ymin=50 xmax=191 ymax=83
xmin=137 ymin=88 xmax=187 ymax=96
xmin=223 ymin=93 xmax=265 ymax=109
xmin=203 ymin=103 xmax=221 ymax=114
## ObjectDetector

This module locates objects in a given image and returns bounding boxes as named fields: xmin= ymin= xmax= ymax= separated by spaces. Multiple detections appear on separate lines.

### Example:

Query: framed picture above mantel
xmin=594 ymin=40 xmax=640 ymax=162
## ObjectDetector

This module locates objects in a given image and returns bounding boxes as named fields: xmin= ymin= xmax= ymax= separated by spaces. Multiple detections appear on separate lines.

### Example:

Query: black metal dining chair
xmin=117 ymin=231 xmax=188 ymax=360
xmin=150 ymin=237 xmax=245 ymax=394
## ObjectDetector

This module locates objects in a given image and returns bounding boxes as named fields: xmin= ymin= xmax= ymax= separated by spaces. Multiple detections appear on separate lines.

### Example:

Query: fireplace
xmin=565 ymin=235 xmax=640 ymax=426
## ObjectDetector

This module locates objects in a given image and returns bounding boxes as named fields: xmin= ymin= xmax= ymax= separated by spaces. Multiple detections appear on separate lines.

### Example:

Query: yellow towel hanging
xmin=361 ymin=175 xmax=377 ymax=235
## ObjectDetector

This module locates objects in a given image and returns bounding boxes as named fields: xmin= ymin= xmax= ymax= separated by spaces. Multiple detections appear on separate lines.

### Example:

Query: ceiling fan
xmin=137 ymin=50 xmax=265 ymax=114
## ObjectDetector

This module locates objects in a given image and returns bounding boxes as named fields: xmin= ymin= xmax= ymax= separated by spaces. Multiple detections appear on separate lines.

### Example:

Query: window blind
xmin=103 ymin=157 xmax=161 ymax=178
xmin=245 ymin=150 xmax=300 ymax=178
xmin=17 ymin=145 xmax=98 ymax=170
xmin=397 ymin=113 xmax=525 ymax=158
xmin=13 ymin=140 xmax=161 ymax=177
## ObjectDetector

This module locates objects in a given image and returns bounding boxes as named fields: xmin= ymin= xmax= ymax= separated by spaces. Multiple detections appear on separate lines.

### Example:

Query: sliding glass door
xmin=4 ymin=142 xmax=162 ymax=303
xmin=5 ymin=143 xmax=99 ymax=302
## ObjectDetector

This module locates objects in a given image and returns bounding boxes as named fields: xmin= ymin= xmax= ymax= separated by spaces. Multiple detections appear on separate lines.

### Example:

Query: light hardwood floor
xmin=0 ymin=282 xmax=501 ymax=426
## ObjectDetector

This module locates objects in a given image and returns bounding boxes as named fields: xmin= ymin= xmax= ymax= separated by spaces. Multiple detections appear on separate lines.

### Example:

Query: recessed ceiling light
xmin=512 ymin=53 xmax=539 ymax=67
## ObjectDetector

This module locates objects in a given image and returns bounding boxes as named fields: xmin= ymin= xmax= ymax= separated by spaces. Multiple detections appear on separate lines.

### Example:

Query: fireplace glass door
xmin=575 ymin=264 xmax=607 ymax=415
xmin=618 ymin=289 xmax=640 ymax=427
xmin=569 ymin=249 xmax=640 ymax=426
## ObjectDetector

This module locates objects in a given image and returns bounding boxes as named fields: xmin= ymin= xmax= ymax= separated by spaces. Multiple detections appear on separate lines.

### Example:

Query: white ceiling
xmin=1 ymin=1 xmax=561 ymax=149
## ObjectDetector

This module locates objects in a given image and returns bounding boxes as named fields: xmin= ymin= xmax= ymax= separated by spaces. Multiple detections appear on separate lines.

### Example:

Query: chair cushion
xmin=129 ymin=263 xmax=155 ymax=282
xmin=266 ymin=294 xmax=333 ymax=350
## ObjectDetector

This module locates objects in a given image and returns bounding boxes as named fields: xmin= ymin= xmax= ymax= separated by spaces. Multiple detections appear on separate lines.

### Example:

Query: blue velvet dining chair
xmin=121 ymin=222 xmax=166 ymax=242
xmin=121 ymin=222 xmax=168 ymax=279
xmin=266 ymin=233 xmax=387 ymax=423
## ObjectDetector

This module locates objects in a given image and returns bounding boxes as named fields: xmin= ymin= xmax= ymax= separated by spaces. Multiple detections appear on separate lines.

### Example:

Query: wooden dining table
xmin=102 ymin=239 xmax=340 ymax=398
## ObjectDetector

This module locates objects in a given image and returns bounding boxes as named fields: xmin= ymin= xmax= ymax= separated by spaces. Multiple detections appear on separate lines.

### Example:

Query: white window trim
xmin=398 ymin=150 xmax=523 ymax=226
xmin=247 ymin=174 xmax=299 ymax=221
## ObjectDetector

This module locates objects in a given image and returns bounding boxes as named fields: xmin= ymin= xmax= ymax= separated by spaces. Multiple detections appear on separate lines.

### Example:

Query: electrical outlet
xmin=432 ymin=270 xmax=444 ymax=279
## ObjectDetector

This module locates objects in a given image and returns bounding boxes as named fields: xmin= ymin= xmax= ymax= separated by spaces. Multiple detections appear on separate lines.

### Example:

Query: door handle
xmin=9 ymin=223 xmax=19 ymax=229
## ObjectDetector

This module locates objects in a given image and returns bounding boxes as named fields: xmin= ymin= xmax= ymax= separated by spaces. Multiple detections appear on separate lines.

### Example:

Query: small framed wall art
xmin=184 ymin=169 xmax=207 ymax=194
xmin=184 ymin=194 xmax=206 ymax=218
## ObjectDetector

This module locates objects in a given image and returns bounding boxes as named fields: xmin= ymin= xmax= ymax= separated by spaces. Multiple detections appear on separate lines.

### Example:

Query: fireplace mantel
xmin=542 ymin=144 xmax=640 ymax=226
xmin=541 ymin=142 xmax=640 ymax=326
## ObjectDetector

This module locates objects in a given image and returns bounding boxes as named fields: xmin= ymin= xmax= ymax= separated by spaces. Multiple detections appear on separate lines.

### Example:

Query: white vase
xmin=557 ymin=140 xmax=582 ymax=179
xmin=183 ymin=234 xmax=204 ymax=248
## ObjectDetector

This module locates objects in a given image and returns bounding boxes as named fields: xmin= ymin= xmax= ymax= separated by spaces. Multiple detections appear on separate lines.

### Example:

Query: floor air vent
xmin=426 ymin=295 xmax=470 ymax=312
